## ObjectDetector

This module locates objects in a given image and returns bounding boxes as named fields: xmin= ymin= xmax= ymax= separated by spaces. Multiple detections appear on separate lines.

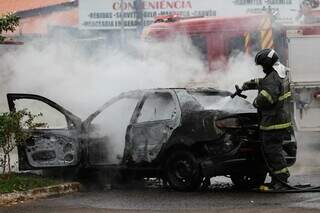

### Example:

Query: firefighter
xmin=242 ymin=48 xmax=292 ymax=191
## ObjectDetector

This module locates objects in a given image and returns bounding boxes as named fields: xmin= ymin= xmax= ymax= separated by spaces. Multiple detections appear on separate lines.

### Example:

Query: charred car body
xmin=7 ymin=88 xmax=297 ymax=191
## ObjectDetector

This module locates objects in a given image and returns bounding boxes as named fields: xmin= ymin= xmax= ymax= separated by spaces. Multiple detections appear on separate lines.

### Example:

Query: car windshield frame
xmin=83 ymin=90 xmax=144 ymax=128
xmin=176 ymin=88 xmax=256 ymax=113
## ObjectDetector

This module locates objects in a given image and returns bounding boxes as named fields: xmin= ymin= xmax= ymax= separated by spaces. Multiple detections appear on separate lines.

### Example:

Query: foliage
xmin=0 ymin=109 xmax=46 ymax=174
xmin=0 ymin=173 xmax=59 ymax=194
xmin=0 ymin=13 xmax=20 ymax=42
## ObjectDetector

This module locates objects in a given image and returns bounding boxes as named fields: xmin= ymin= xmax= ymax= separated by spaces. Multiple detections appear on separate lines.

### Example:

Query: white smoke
xmin=1 ymin=35 xmax=205 ymax=117
xmin=208 ymin=53 xmax=263 ymax=91
xmin=0 ymin=33 xmax=261 ymax=165
xmin=0 ymin=35 xmax=263 ymax=116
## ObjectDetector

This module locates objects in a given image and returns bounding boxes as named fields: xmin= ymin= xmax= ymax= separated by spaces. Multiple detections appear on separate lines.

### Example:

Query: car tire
xmin=231 ymin=173 xmax=267 ymax=189
xmin=165 ymin=150 xmax=202 ymax=192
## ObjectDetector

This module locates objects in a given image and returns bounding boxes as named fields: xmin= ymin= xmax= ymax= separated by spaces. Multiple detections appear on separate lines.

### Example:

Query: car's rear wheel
xmin=165 ymin=150 xmax=202 ymax=192
xmin=231 ymin=173 xmax=267 ymax=189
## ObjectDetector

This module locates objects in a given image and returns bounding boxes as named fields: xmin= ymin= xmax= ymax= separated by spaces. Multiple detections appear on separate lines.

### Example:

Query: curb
xmin=0 ymin=182 xmax=80 ymax=206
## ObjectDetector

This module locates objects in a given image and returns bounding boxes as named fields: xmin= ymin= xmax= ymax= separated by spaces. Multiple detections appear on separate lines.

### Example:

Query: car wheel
xmin=231 ymin=173 xmax=267 ymax=189
xmin=165 ymin=150 xmax=202 ymax=192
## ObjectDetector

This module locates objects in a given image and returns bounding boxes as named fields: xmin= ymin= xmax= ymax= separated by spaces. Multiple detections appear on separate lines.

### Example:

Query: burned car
xmin=7 ymin=88 xmax=297 ymax=191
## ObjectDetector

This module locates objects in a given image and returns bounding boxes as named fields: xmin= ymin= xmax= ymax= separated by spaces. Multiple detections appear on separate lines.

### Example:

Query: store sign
xmin=79 ymin=0 xmax=301 ymax=30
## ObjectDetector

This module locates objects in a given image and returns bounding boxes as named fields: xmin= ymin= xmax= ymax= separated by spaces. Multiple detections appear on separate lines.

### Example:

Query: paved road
xmin=1 ymin=174 xmax=320 ymax=213
xmin=1 ymin=131 xmax=320 ymax=212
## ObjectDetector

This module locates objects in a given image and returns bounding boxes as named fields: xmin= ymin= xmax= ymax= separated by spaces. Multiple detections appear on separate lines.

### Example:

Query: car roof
xmin=121 ymin=87 xmax=232 ymax=96
xmin=84 ymin=87 xmax=236 ymax=125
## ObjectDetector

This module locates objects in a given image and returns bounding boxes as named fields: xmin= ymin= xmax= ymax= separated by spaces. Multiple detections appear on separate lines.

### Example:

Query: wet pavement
xmin=1 ymin=174 xmax=320 ymax=213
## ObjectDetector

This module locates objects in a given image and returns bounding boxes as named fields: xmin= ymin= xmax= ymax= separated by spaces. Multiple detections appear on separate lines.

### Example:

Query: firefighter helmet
xmin=254 ymin=49 xmax=279 ymax=68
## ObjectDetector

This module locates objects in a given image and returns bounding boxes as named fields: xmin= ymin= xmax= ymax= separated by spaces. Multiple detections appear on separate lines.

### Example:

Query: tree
xmin=0 ymin=13 xmax=20 ymax=42
xmin=0 ymin=109 xmax=46 ymax=175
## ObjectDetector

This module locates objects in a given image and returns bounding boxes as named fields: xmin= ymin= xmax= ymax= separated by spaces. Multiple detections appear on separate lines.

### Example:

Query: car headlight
xmin=215 ymin=117 xmax=241 ymax=129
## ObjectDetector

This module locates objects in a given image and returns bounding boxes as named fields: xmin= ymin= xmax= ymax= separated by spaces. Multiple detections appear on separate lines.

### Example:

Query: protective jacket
xmin=243 ymin=68 xmax=291 ymax=130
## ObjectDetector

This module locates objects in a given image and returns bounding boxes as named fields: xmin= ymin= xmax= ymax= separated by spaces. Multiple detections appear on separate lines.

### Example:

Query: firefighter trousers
xmin=261 ymin=129 xmax=289 ymax=181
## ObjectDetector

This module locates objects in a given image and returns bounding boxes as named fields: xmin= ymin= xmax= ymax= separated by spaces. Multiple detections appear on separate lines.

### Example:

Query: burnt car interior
xmin=88 ymin=96 xmax=140 ymax=165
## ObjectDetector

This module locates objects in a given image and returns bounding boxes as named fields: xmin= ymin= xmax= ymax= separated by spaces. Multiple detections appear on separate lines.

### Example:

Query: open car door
xmin=124 ymin=90 xmax=181 ymax=164
xmin=7 ymin=93 xmax=82 ymax=170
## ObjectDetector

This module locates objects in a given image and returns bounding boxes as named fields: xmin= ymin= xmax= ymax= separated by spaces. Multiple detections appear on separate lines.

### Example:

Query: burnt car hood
xmin=204 ymin=97 xmax=257 ymax=114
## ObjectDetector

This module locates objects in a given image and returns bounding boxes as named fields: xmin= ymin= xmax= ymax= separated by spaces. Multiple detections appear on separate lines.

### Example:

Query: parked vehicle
xmin=286 ymin=35 xmax=320 ymax=176
xmin=7 ymin=88 xmax=297 ymax=191
xmin=288 ymin=35 xmax=320 ymax=132
xmin=142 ymin=14 xmax=320 ymax=71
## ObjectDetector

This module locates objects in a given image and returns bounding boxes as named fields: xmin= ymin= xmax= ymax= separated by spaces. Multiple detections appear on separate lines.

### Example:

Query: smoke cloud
xmin=1 ymin=36 xmax=199 ymax=116
xmin=0 ymin=34 xmax=262 ymax=115
xmin=0 ymin=32 xmax=262 ymax=166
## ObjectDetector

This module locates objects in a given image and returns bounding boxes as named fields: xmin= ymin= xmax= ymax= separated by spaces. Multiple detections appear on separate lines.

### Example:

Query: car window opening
xmin=137 ymin=92 xmax=176 ymax=123
xmin=89 ymin=98 xmax=140 ymax=165
xmin=14 ymin=99 xmax=68 ymax=129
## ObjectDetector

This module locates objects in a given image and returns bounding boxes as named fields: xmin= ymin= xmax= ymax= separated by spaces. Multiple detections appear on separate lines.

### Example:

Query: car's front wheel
xmin=165 ymin=150 xmax=202 ymax=192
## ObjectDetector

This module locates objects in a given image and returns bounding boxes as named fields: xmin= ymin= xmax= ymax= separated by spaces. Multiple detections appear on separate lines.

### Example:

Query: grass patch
xmin=0 ymin=173 xmax=60 ymax=194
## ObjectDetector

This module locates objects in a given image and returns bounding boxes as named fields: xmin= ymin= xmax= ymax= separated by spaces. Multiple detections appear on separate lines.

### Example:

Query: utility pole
xmin=134 ymin=0 xmax=144 ymax=33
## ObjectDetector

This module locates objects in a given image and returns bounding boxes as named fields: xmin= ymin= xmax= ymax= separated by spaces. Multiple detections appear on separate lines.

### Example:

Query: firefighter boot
xmin=259 ymin=169 xmax=290 ymax=192
xmin=270 ymin=171 xmax=290 ymax=191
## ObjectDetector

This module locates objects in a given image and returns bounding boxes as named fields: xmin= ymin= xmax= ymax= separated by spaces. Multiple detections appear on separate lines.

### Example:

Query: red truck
xmin=142 ymin=13 xmax=320 ymax=71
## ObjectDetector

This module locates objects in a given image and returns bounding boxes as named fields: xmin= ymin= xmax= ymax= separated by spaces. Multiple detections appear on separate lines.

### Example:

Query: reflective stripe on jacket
xmin=253 ymin=69 xmax=291 ymax=130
